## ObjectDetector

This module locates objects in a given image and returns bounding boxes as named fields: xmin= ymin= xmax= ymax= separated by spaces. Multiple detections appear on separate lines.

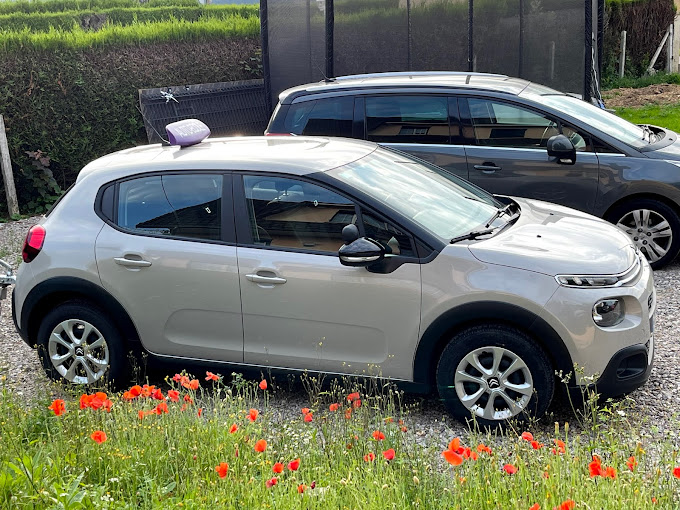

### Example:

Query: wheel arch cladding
xmin=413 ymin=301 xmax=573 ymax=387
xmin=22 ymin=277 xmax=141 ymax=348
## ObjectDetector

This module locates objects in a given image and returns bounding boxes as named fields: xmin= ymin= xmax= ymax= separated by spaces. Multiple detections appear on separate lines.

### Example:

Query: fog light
xmin=592 ymin=298 xmax=625 ymax=327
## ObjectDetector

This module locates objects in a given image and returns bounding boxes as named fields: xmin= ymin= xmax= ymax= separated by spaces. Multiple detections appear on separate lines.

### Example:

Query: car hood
xmin=468 ymin=198 xmax=636 ymax=276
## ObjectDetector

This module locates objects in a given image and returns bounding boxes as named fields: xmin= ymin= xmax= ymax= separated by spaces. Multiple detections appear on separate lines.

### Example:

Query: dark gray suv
xmin=266 ymin=72 xmax=680 ymax=268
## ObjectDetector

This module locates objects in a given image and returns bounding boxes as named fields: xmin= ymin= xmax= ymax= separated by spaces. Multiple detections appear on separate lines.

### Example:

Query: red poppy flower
xmin=259 ymin=379 xmax=267 ymax=390
xmin=205 ymin=371 xmax=220 ymax=381
xmin=129 ymin=385 xmax=142 ymax=397
xmin=102 ymin=399 xmax=113 ymax=413
xmin=138 ymin=410 xmax=145 ymax=420
xmin=442 ymin=449 xmax=463 ymax=466
xmin=180 ymin=404 xmax=187 ymax=412
xmin=363 ymin=452 xmax=375 ymax=462
xmin=301 ymin=408 xmax=310 ymax=415
xmin=172 ymin=374 xmax=182 ymax=382
xmin=215 ymin=462 xmax=229 ymax=478
xmin=352 ymin=399 xmax=362 ymax=409
xmin=188 ymin=379 xmax=199 ymax=390
xmin=503 ymin=464 xmax=517 ymax=475
xmin=90 ymin=430 xmax=107 ymax=444
xmin=304 ymin=413 xmax=313 ymax=423
xmin=266 ymin=477 xmax=278 ymax=488
xmin=589 ymin=456 xmax=603 ymax=477
xmin=382 ymin=448 xmax=395 ymax=461
xmin=122 ymin=391 xmax=134 ymax=401
xmin=553 ymin=500 xmax=575 ymax=510
xmin=48 ymin=399 xmax=65 ymax=416
xmin=384 ymin=417 xmax=394 ymax=424
xmin=553 ymin=439 xmax=566 ymax=454
xmin=476 ymin=443 xmax=492 ymax=455
xmin=372 ymin=430 xmax=385 ymax=441
xmin=297 ymin=484 xmax=306 ymax=494
xmin=449 ymin=438 xmax=460 ymax=451
xmin=197 ymin=408 xmax=203 ymax=417
xmin=329 ymin=403 xmax=339 ymax=412
xmin=604 ymin=466 xmax=617 ymax=479
xmin=627 ymin=456 xmax=637 ymax=472
xmin=154 ymin=402 xmax=169 ymax=415
xmin=543 ymin=471 xmax=550 ymax=479
xmin=89 ymin=395 xmax=104 ymax=410
xmin=521 ymin=431 xmax=534 ymax=441
xmin=151 ymin=388 xmax=164 ymax=401
xmin=248 ymin=409 xmax=259 ymax=422
xmin=529 ymin=505 xmax=540 ymax=510
xmin=344 ymin=408 xmax=352 ymax=420
xmin=167 ymin=390 xmax=180 ymax=403
xmin=254 ymin=439 xmax=267 ymax=452
xmin=401 ymin=426 xmax=408 ymax=433
xmin=531 ymin=440 xmax=543 ymax=450
xmin=652 ymin=497 xmax=658 ymax=504
xmin=288 ymin=458 xmax=300 ymax=471
xmin=347 ymin=392 xmax=360 ymax=402
xmin=673 ymin=467 xmax=680 ymax=479
xmin=273 ymin=462 xmax=284 ymax=474
xmin=229 ymin=423 xmax=238 ymax=434
xmin=141 ymin=385 xmax=155 ymax=397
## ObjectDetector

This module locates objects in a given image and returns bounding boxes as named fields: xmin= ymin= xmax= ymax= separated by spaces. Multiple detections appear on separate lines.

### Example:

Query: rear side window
xmin=284 ymin=97 xmax=354 ymax=137
xmin=116 ymin=174 xmax=222 ymax=241
xmin=365 ymin=96 xmax=449 ymax=144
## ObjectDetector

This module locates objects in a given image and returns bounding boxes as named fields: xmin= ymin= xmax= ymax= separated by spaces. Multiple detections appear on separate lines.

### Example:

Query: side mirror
xmin=547 ymin=134 xmax=576 ymax=165
xmin=339 ymin=237 xmax=385 ymax=267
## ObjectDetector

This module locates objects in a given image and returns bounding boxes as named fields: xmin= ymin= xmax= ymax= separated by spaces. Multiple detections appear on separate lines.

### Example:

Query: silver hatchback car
xmin=12 ymin=129 xmax=655 ymax=426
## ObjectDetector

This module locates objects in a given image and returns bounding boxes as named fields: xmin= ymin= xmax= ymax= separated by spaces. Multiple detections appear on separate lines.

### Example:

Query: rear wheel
xmin=37 ymin=301 xmax=127 ymax=389
xmin=436 ymin=324 xmax=554 ymax=427
xmin=607 ymin=198 xmax=680 ymax=269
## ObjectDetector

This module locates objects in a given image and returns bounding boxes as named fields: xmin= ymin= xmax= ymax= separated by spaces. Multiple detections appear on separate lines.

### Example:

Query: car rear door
xmin=234 ymin=172 xmax=422 ymax=381
xmin=94 ymin=171 xmax=244 ymax=362
xmin=360 ymin=95 xmax=469 ymax=180
xmin=460 ymin=97 xmax=599 ymax=213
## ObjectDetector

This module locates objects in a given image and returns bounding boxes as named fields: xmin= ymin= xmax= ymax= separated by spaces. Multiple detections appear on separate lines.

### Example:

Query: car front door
xmin=95 ymin=172 xmax=244 ymax=362
xmin=234 ymin=173 xmax=422 ymax=381
xmin=362 ymin=95 xmax=469 ymax=180
xmin=461 ymin=97 xmax=600 ymax=212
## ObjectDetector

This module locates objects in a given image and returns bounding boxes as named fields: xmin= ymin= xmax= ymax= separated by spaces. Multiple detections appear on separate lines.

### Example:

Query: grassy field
xmin=615 ymin=104 xmax=680 ymax=133
xmin=0 ymin=371 xmax=678 ymax=509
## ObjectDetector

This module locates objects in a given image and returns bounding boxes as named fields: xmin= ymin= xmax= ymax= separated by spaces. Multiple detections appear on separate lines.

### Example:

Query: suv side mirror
xmin=339 ymin=237 xmax=385 ymax=267
xmin=547 ymin=134 xmax=576 ymax=165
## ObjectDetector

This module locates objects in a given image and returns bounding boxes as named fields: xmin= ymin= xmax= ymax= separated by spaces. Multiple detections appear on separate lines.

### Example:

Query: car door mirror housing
xmin=547 ymin=134 xmax=576 ymax=165
xmin=339 ymin=237 xmax=385 ymax=267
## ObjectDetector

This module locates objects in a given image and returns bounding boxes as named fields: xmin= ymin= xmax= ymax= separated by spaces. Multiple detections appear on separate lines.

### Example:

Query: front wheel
xmin=436 ymin=324 xmax=554 ymax=427
xmin=607 ymin=198 xmax=680 ymax=269
xmin=37 ymin=301 xmax=127 ymax=389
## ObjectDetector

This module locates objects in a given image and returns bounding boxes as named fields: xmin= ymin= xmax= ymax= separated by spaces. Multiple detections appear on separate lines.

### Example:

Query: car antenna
xmin=135 ymin=104 xmax=170 ymax=146
xmin=314 ymin=63 xmax=335 ymax=83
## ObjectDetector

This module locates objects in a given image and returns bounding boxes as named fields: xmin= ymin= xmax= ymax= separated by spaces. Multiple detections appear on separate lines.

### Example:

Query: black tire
xmin=606 ymin=198 xmax=680 ymax=269
xmin=436 ymin=324 xmax=554 ymax=428
xmin=36 ymin=300 xmax=127 ymax=390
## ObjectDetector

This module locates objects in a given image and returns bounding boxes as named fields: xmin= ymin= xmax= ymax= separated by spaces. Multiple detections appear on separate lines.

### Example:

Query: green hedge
xmin=0 ymin=5 xmax=259 ymax=32
xmin=0 ymin=30 xmax=261 ymax=213
xmin=0 ymin=0 xmax=201 ymax=15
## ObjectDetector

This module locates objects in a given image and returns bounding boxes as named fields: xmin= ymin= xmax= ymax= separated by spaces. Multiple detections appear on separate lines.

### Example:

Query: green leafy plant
xmin=19 ymin=150 xmax=62 ymax=215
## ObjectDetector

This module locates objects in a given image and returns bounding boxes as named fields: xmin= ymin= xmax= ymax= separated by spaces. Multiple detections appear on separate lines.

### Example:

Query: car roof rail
xmin=330 ymin=71 xmax=508 ymax=82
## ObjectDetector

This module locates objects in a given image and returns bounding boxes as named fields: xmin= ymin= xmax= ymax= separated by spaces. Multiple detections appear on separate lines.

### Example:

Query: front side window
xmin=365 ymin=96 xmax=450 ymax=144
xmin=362 ymin=211 xmax=415 ymax=257
xmin=466 ymin=98 xmax=558 ymax=149
xmin=284 ymin=97 xmax=354 ymax=137
xmin=243 ymin=175 xmax=356 ymax=253
xmin=117 ymin=174 xmax=222 ymax=241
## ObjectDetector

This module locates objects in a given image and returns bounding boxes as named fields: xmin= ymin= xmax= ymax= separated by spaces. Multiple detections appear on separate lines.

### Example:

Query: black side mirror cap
xmin=338 ymin=237 xmax=385 ymax=267
xmin=547 ymin=134 xmax=576 ymax=165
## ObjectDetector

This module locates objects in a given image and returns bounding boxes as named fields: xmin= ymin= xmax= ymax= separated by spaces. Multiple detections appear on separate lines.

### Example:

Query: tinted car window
xmin=466 ymin=99 xmax=557 ymax=149
xmin=117 ymin=174 xmax=222 ymax=241
xmin=365 ymin=96 xmax=449 ymax=144
xmin=244 ymin=175 xmax=356 ymax=253
xmin=284 ymin=97 xmax=353 ymax=136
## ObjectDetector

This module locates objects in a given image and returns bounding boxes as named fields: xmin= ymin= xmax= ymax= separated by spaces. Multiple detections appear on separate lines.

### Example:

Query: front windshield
xmin=328 ymin=149 xmax=501 ymax=241
xmin=536 ymin=94 xmax=647 ymax=148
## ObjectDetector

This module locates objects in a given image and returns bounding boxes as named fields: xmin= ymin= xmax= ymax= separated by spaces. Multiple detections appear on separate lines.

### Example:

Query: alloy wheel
xmin=48 ymin=319 xmax=110 ymax=384
xmin=616 ymin=209 xmax=672 ymax=264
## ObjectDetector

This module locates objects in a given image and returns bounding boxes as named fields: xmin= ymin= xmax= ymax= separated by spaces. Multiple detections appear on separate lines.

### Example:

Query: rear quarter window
xmin=284 ymin=97 xmax=354 ymax=137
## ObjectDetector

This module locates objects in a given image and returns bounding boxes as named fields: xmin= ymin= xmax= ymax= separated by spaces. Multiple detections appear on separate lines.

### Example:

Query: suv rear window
xmin=284 ymin=97 xmax=353 ymax=137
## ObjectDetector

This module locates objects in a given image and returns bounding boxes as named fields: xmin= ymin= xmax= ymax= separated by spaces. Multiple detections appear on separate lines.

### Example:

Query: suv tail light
xmin=22 ymin=225 xmax=46 ymax=263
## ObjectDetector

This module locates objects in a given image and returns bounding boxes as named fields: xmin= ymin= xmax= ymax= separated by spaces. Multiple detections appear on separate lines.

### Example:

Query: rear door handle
xmin=114 ymin=257 xmax=152 ymax=268
xmin=474 ymin=164 xmax=502 ymax=173
xmin=246 ymin=274 xmax=287 ymax=285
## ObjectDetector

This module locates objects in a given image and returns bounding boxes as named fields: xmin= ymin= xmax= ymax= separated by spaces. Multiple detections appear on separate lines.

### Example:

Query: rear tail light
xmin=22 ymin=225 xmax=46 ymax=263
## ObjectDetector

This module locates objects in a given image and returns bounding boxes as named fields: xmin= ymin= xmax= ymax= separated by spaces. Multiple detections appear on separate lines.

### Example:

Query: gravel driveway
xmin=1 ymin=216 xmax=678 ymax=443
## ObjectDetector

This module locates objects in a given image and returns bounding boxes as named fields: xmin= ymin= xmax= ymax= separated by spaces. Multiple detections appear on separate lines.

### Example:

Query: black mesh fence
xmin=264 ymin=0 xmax=600 ymax=106
xmin=138 ymin=79 xmax=269 ymax=143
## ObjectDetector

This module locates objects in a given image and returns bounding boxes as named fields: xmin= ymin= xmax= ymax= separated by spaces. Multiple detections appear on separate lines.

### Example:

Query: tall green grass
xmin=0 ymin=14 xmax=259 ymax=51
xmin=0 ymin=0 xmax=201 ymax=15
xmin=0 ymin=5 xmax=259 ymax=32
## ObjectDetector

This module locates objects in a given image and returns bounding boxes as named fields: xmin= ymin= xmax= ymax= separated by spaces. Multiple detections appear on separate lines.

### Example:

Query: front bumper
xmin=594 ymin=338 xmax=654 ymax=397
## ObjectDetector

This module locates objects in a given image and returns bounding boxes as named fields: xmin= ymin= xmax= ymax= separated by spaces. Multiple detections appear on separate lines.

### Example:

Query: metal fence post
xmin=619 ymin=30 xmax=626 ymax=78
xmin=0 ymin=115 xmax=19 ymax=217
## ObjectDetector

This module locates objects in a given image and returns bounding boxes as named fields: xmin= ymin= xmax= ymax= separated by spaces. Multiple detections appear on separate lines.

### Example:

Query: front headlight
xmin=555 ymin=252 xmax=642 ymax=288
xmin=592 ymin=298 xmax=625 ymax=327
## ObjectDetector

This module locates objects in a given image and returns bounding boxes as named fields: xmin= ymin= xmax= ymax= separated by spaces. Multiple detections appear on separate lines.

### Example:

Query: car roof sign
xmin=165 ymin=119 xmax=211 ymax=147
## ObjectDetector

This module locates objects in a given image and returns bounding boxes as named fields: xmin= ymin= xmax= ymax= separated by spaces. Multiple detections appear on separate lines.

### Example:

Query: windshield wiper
xmin=450 ymin=227 xmax=497 ymax=244
xmin=640 ymin=124 xmax=657 ymax=144
xmin=484 ymin=203 xmax=514 ymax=228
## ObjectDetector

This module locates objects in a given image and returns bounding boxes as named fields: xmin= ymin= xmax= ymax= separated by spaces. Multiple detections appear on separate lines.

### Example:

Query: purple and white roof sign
xmin=165 ymin=119 xmax=211 ymax=147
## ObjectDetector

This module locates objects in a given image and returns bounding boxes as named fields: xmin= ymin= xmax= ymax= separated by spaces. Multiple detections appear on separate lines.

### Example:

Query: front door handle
xmin=474 ymin=163 xmax=502 ymax=173
xmin=246 ymin=274 xmax=287 ymax=285
xmin=114 ymin=257 xmax=152 ymax=268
